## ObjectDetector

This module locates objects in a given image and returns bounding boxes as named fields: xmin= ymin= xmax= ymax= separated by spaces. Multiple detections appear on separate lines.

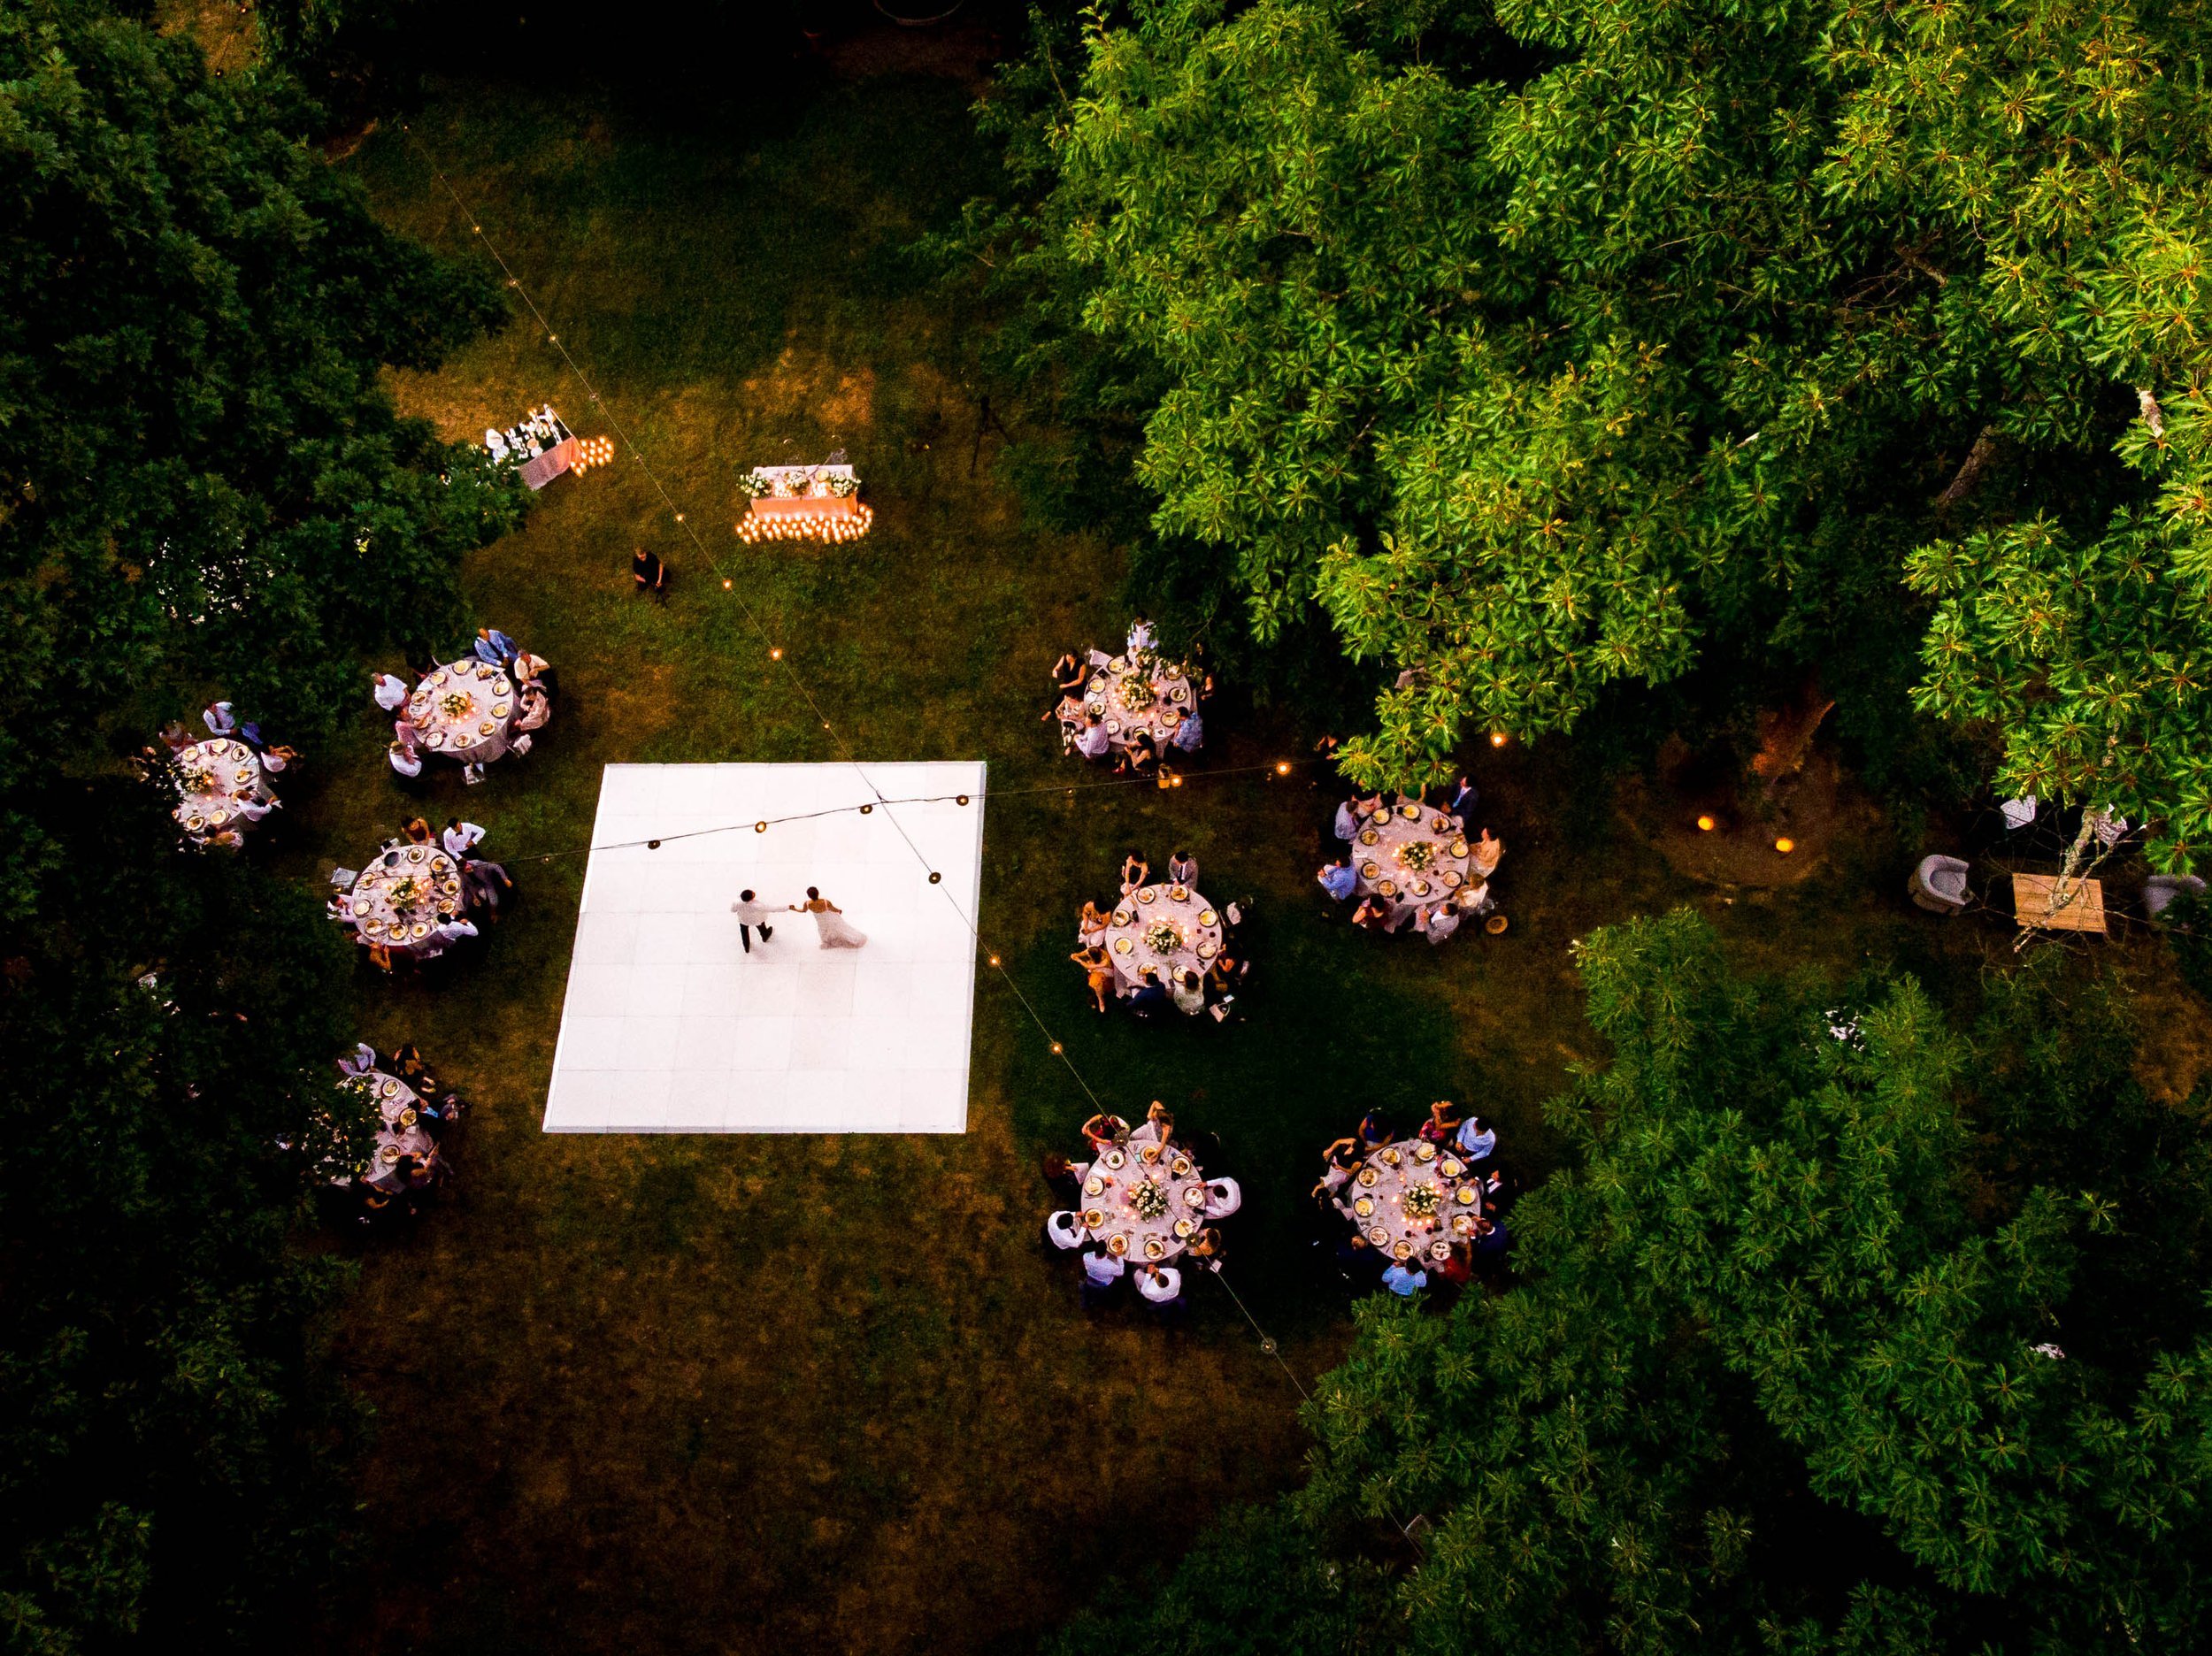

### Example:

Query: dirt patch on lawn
xmin=1622 ymin=738 xmax=1885 ymax=890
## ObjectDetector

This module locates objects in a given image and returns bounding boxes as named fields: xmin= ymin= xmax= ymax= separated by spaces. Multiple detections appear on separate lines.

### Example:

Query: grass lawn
xmin=266 ymin=44 xmax=2202 ymax=1656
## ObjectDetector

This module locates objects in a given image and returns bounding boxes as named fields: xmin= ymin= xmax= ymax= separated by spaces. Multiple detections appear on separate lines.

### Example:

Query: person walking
xmin=791 ymin=887 xmax=866 ymax=949
xmin=729 ymin=889 xmax=777 ymax=954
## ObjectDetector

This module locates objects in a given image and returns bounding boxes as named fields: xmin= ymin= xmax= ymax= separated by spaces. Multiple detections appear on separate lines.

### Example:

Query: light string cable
xmin=393 ymin=116 xmax=1314 ymax=1116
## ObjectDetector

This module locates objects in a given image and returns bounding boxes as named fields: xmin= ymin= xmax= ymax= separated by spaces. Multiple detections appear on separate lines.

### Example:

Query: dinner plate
xmin=1112 ymin=937 xmax=1133 ymax=954
xmin=1144 ymin=1238 xmax=1164 ymax=1260
xmin=1412 ymin=879 xmax=1431 ymax=896
xmin=1112 ymin=908 xmax=1133 ymax=927
xmin=379 ymin=1079 xmax=396 ymax=1096
xmin=1103 ymin=1149 xmax=1125 ymax=1169
xmin=1174 ymin=1218 xmax=1194 ymax=1238
xmin=380 ymin=1144 xmax=402 ymax=1163
xmin=1432 ymin=815 xmax=1452 ymax=832
xmin=1394 ymin=1241 xmax=1415 ymax=1260
xmin=1084 ymin=1208 xmax=1105 ymax=1228
xmin=1107 ymin=1234 xmax=1128 ymax=1256
xmin=1357 ymin=1167 xmax=1379 ymax=1187
xmin=1085 ymin=1175 xmax=1104 ymax=1195
xmin=1354 ymin=1197 xmax=1374 ymax=1217
xmin=1168 ymin=686 xmax=1186 ymax=702
xmin=1137 ymin=886 xmax=1157 ymax=903
xmin=1382 ymin=1148 xmax=1402 ymax=1166
xmin=1104 ymin=719 xmax=1120 ymax=734
xmin=1456 ymin=1186 xmax=1479 ymax=1205
xmin=1140 ymin=1143 xmax=1161 ymax=1163
xmin=1401 ymin=805 xmax=1422 ymax=820
xmin=1110 ymin=656 xmax=1128 ymax=672
xmin=1359 ymin=828 xmax=1379 ymax=846
xmin=1197 ymin=909 xmax=1217 ymax=927
xmin=1378 ymin=879 xmax=1398 ymax=897
xmin=1184 ymin=1186 xmax=1207 ymax=1208
xmin=1415 ymin=1142 xmax=1437 ymax=1162
xmin=1451 ymin=840 xmax=1469 ymax=857
xmin=1086 ymin=701 xmax=1104 ymax=717
xmin=1453 ymin=1214 xmax=1477 ymax=1237
xmin=1368 ymin=1227 xmax=1388 ymax=1246
xmin=478 ymin=721 xmax=495 ymax=736
xmin=493 ymin=703 xmax=510 ymax=718
xmin=1430 ymin=1240 xmax=1453 ymax=1261
xmin=1440 ymin=1158 xmax=1463 ymax=1177
xmin=1361 ymin=862 xmax=1380 ymax=879
xmin=1168 ymin=885 xmax=1187 ymax=902
xmin=1443 ymin=870 xmax=1463 ymax=888
xmin=1170 ymin=1155 xmax=1191 ymax=1176
xmin=1195 ymin=939 xmax=1217 ymax=960
xmin=407 ymin=847 xmax=426 ymax=862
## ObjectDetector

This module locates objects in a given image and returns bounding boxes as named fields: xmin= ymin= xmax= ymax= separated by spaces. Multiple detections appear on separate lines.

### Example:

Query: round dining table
xmin=1339 ymin=1138 xmax=1483 ymax=1264
xmin=1077 ymin=1138 xmax=1212 ymax=1264
xmin=1081 ymin=650 xmax=1198 ymax=756
xmin=172 ymin=738 xmax=270 ymax=844
xmin=347 ymin=843 xmax=465 ymax=959
xmin=408 ymin=658 xmax=520 ymax=766
xmin=1351 ymin=803 xmax=1474 ymax=921
xmin=1101 ymin=882 xmax=1224 ymax=993
xmin=339 ymin=1068 xmax=438 ymax=1191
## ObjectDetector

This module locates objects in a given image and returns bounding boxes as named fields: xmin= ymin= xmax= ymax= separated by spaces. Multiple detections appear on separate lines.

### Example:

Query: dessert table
xmin=1339 ymin=1138 xmax=1483 ymax=1264
xmin=1077 ymin=1139 xmax=1212 ymax=1264
xmin=739 ymin=464 xmax=873 ymax=542
xmin=408 ymin=659 xmax=521 ymax=766
xmin=347 ymin=844 xmax=465 ymax=960
xmin=1351 ymin=803 xmax=1473 ymax=920
xmin=1101 ymin=883 xmax=1224 ymax=992
xmin=1080 ymin=651 xmax=1198 ymax=756
xmin=172 ymin=738 xmax=270 ymax=845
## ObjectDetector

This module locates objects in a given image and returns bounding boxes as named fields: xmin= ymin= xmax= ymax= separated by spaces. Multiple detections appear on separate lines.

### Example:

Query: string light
xmin=1775 ymin=836 xmax=1795 ymax=854
xmin=1696 ymin=814 xmax=1716 ymax=832
xmin=1489 ymin=732 xmax=1508 ymax=748
xmin=770 ymin=648 xmax=783 ymax=660
xmin=1275 ymin=761 xmax=1291 ymax=775
xmin=988 ymin=954 xmax=1001 ymax=968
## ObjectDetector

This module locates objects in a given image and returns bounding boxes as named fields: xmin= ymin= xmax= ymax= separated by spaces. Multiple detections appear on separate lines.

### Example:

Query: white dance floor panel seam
xmin=543 ymin=762 xmax=987 ymax=1133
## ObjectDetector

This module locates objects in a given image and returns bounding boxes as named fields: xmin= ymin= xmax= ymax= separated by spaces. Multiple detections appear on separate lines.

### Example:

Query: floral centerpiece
xmin=175 ymin=765 xmax=213 ymax=798
xmin=1402 ymin=1181 xmax=1440 ymax=1220
xmin=439 ymin=690 xmax=473 ymax=720
xmin=743 ymin=468 xmax=775 ymax=498
xmin=1131 ymin=1178 xmax=1170 ymax=1221
xmin=1143 ymin=919 xmax=1182 ymax=955
xmin=826 ymin=473 xmax=859 ymax=497
xmin=1118 ymin=672 xmax=1156 ymax=710
xmin=1400 ymin=839 xmax=1435 ymax=873
xmin=385 ymin=876 xmax=424 ymax=915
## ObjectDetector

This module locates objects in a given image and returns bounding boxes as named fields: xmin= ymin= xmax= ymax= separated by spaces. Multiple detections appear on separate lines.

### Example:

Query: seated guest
xmin=1120 ymin=853 xmax=1151 ymax=892
xmin=261 ymin=744 xmax=298 ymax=774
xmin=1202 ymin=1177 xmax=1241 ymax=1219
xmin=1081 ymin=1112 xmax=1131 ymax=1154
xmin=1419 ymin=1100 xmax=1463 ymax=1144
xmin=1438 ymin=1243 xmax=1475 ymax=1291
xmin=1167 ymin=848 xmax=1198 ymax=886
xmin=1472 ymin=1215 xmax=1509 ymax=1261
xmin=1079 ymin=1246 xmax=1126 ymax=1308
xmin=1357 ymin=1108 xmax=1394 ymax=1149
xmin=1460 ymin=881 xmax=1494 ymax=917
xmin=1312 ymin=1137 xmax=1363 ymax=1200
xmin=1356 ymin=786 xmax=1389 ymax=821
xmin=372 ymin=671 xmax=410 ymax=712
xmin=236 ymin=797 xmax=278 ymax=823
xmin=1132 ymin=1100 xmax=1175 ymax=1146
xmin=339 ymin=1041 xmax=378 ymax=1077
xmin=1171 ymin=968 xmax=1205 ymax=1018
xmin=1168 ymin=705 xmax=1203 ymax=753
xmin=1136 ymin=1262 xmax=1184 ymax=1317
xmin=1349 ymin=896 xmax=1387 ymax=931
xmin=1122 ymin=730 xmax=1159 ymax=776
xmin=1455 ymin=1113 xmax=1497 ymax=1163
xmin=325 ymin=895 xmax=352 ymax=924
xmin=473 ymin=627 xmax=519 ymax=666
xmin=1380 ymin=1256 xmax=1429 ymax=1298
xmin=1128 ymin=969 xmax=1171 ymax=1018
xmin=632 ymin=548 xmax=670 ymax=600
xmin=1202 ymin=953 xmax=1242 ymax=999
xmin=1071 ymin=944 xmax=1113 ymax=1014
xmin=1077 ymin=900 xmax=1111 ymax=946
xmin=1050 ymin=652 xmax=1088 ymax=697
xmin=392 ymin=1043 xmax=434 ymax=1089
xmin=434 ymin=916 xmax=480 ymax=947
xmin=1317 ymin=855 xmax=1358 ymax=901
xmin=1184 ymin=1227 xmax=1223 ymax=1269
xmin=1471 ymin=828 xmax=1504 ymax=878
xmin=203 ymin=701 xmax=237 ymax=734
xmin=1333 ymin=795 xmax=1361 ymax=841
xmin=1041 ymin=1151 xmax=1084 ymax=1208
xmin=1417 ymin=902 xmax=1461 ymax=945
xmin=1126 ymin=616 xmax=1156 ymax=656
xmin=515 ymin=685 xmax=551 ymax=732
xmin=1446 ymin=774 xmax=1478 ymax=821
xmin=1072 ymin=713 xmax=1111 ymax=760
xmin=403 ymin=818 xmax=434 ymax=845
xmin=1045 ymin=1210 xmax=1087 ymax=1252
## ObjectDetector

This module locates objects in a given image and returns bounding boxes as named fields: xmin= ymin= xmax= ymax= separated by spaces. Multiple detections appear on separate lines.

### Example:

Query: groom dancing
xmin=729 ymin=889 xmax=776 ymax=954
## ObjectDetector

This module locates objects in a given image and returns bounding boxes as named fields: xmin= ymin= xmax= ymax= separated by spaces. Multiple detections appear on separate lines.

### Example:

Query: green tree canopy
xmin=974 ymin=0 xmax=2212 ymax=861
xmin=1056 ymin=913 xmax=2212 ymax=1654
xmin=0 ymin=4 xmax=517 ymax=1645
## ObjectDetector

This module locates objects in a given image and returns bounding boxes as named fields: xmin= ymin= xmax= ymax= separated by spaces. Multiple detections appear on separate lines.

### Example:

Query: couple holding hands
xmin=729 ymin=888 xmax=867 ymax=953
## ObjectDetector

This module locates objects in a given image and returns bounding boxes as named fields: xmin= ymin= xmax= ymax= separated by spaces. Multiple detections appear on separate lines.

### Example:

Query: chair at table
xmin=1909 ymin=855 xmax=1971 ymax=914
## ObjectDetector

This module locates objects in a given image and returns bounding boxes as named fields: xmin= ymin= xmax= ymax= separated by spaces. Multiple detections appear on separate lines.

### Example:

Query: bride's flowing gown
xmin=808 ymin=901 xmax=867 ymax=950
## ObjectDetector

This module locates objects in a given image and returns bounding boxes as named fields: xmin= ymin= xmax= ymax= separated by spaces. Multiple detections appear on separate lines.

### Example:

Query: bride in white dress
xmin=791 ymin=886 xmax=867 ymax=949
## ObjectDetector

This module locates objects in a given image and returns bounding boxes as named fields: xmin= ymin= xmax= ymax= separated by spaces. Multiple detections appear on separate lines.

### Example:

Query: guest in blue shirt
xmin=1317 ymin=856 xmax=1358 ymax=901
xmin=1169 ymin=706 xmax=1204 ymax=751
xmin=1446 ymin=774 xmax=1478 ymax=820
xmin=1381 ymin=1260 xmax=1428 ymax=1297
xmin=1129 ymin=970 xmax=1171 ymax=1017
xmin=1333 ymin=797 xmax=1361 ymax=840
xmin=1455 ymin=1114 xmax=1497 ymax=1162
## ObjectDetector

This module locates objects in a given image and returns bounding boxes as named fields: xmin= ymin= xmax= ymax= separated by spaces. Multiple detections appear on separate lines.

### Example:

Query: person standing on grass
xmin=633 ymin=547 xmax=670 ymax=601
xmin=730 ymin=890 xmax=776 ymax=954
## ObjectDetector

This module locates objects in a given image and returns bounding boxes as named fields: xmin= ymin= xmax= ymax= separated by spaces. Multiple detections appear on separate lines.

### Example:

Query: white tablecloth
xmin=1339 ymin=1138 xmax=1482 ymax=1263
xmin=1081 ymin=652 xmax=1197 ymax=755
xmin=409 ymin=660 xmax=518 ymax=763
xmin=1351 ymin=805 xmax=1473 ymax=920
xmin=1101 ymin=883 xmax=1224 ymax=991
xmin=1078 ymin=1140 xmax=1211 ymax=1263
xmin=172 ymin=739 xmax=269 ymax=841
xmin=349 ymin=845 xmax=464 ymax=958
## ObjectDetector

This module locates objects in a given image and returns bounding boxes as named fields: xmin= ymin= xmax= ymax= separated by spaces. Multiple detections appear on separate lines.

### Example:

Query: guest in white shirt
xmin=1073 ymin=714 xmax=1110 ymax=760
xmin=1046 ymin=1211 xmax=1086 ymax=1251
xmin=237 ymin=798 xmax=278 ymax=823
xmin=388 ymin=740 xmax=422 ymax=778
xmin=203 ymin=701 xmax=235 ymax=734
xmin=1171 ymin=968 xmax=1205 ymax=1018
xmin=1420 ymin=903 xmax=1460 ymax=945
xmin=371 ymin=671 xmax=409 ymax=712
xmin=1137 ymin=1263 xmax=1183 ymax=1306
xmin=728 ymin=889 xmax=777 ymax=954
xmin=442 ymin=818 xmax=486 ymax=859
xmin=434 ymin=917 xmax=480 ymax=946
xmin=1333 ymin=797 xmax=1360 ymax=840
xmin=1126 ymin=617 xmax=1156 ymax=656
xmin=1471 ymin=828 xmax=1504 ymax=878
xmin=1202 ymin=1177 xmax=1241 ymax=1219
xmin=1079 ymin=1247 xmax=1126 ymax=1308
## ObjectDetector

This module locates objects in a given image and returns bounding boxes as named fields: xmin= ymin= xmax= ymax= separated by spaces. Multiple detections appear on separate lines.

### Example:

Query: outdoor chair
xmin=2143 ymin=874 xmax=2206 ymax=918
xmin=1909 ymin=855 xmax=1971 ymax=914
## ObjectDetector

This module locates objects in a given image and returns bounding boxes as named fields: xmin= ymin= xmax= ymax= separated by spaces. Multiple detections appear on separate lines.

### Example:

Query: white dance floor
xmin=543 ymin=762 xmax=987 ymax=1133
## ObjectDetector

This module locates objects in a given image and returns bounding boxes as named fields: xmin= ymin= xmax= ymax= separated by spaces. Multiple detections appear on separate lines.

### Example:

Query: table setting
xmin=334 ymin=1068 xmax=437 ymax=1191
xmin=347 ymin=844 xmax=465 ymax=959
xmin=408 ymin=659 xmax=520 ymax=764
xmin=1353 ymin=802 xmax=1474 ymax=920
xmin=1078 ymin=1138 xmax=1212 ymax=1264
xmin=172 ymin=738 xmax=270 ymax=844
xmin=1340 ymin=1138 xmax=1484 ymax=1264
xmin=1100 ymin=881 xmax=1225 ymax=993
xmin=1081 ymin=650 xmax=1197 ymax=756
